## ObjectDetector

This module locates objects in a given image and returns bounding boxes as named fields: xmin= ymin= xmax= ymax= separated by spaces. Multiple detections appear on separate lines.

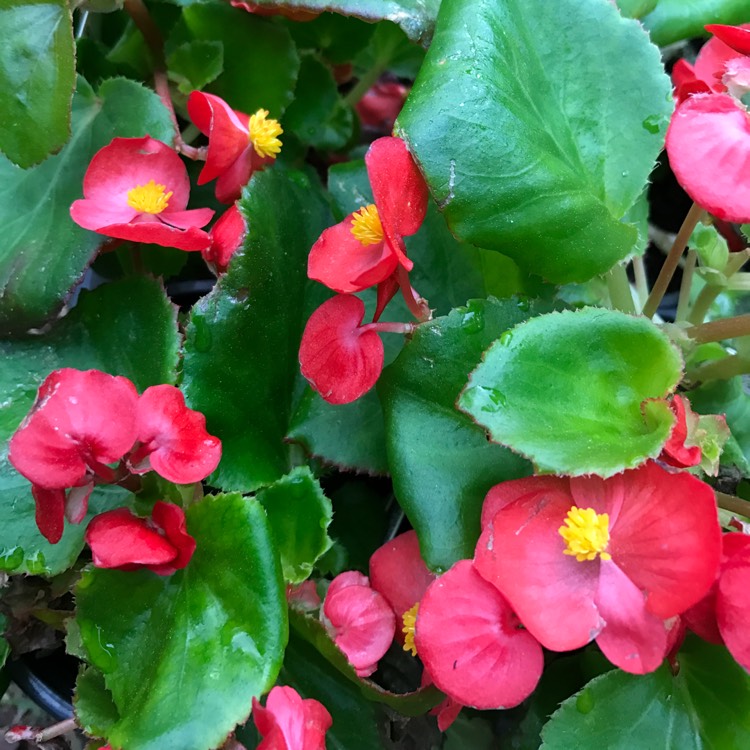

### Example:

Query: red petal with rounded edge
xmin=683 ymin=583 xmax=722 ymax=644
xmin=95 ymin=221 xmax=211 ymax=251
xmin=253 ymin=686 xmax=331 ymax=750
xmin=323 ymin=571 xmax=395 ymax=677
xmin=706 ymin=23 xmax=750 ymax=57
xmin=214 ymin=148 xmax=271 ymax=204
xmin=65 ymin=482 xmax=94 ymax=524
xmin=299 ymin=295 xmax=385 ymax=405
xmin=474 ymin=485 xmax=603 ymax=652
xmin=366 ymin=136 xmax=428 ymax=238
xmin=308 ymin=218 xmax=397 ymax=294
xmin=576 ymin=463 xmax=722 ymax=619
xmin=717 ymin=547 xmax=750 ymax=670
xmin=31 ymin=486 xmax=66 ymax=544
xmin=132 ymin=385 xmax=221 ymax=484
xmin=70 ymin=199 xmax=139 ymax=230
xmin=81 ymin=136 xmax=190 ymax=212
xmin=205 ymin=204 xmax=246 ymax=273
xmin=661 ymin=395 xmax=702 ymax=468
xmin=369 ymin=530 xmax=437 ymax=642
xmin=415 ymin=560 xmax=543 ymax=709
xmin=595 ymin=559 xmax=669 ymax=674
xmin=85 ymin=508 xmax=178 ymax=569
xmin=480 ymin=475 xmax=570 ymax=529
xmin=694 ymin=27 xmax=750 ymax=92
xmin=187 ymin=92 xmax=250 ymax=185
xmin=667 ymin=94 xmax=750 ymax=223
xmin=160 ymin=208 xmax=215 ymax=231
xmin=9 ymin=369 xmax=139 ymax=489
xmin=147 ymin=501 xmax=196 ymax=575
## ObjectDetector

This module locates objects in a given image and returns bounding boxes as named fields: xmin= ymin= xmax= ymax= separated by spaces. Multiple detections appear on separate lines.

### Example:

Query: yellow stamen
xmin=350 ymin=204 xmax=384 ymax=246
xmin=402 ymin=603 xmax=419 ymax=657
xmin=559 ymin=506 xmax=612 ymax=562
xmin=126 ymin=180 xmax=172 ymax=214
xmin=248 ymin=109 xmax=283 ymax=159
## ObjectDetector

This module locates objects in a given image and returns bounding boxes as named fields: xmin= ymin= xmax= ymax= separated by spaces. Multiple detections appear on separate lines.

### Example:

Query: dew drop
xmin=641 ymin=114 xmax=661 ymax=134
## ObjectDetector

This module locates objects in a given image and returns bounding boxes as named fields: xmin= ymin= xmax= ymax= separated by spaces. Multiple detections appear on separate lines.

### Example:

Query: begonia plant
xmin=3 ymin=0 xmax=750 ymax=748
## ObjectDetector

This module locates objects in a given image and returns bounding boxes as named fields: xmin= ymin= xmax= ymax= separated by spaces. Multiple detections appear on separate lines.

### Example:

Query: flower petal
xmin=205 ymin=204 xmax=246 ymax=273
xmin=70 ymin=198 xmax=138 ymax=230
xmin=161 ymin=208 xmax=214 ymax=230
xmin=96 ymin=221 xmax=211 ymax=251
xmin=253 ymin=686 xmax=331 ymax=750
xmin=31 ymin=486 xmax=66 ymax=544
xmin=717 ymin=548 xmax=750 ymax=670
xmin=480 ymin=475 xmax=570 ymax=529
xmin=148 ymin=501 xmax=196 ymax=575
xmin=705 ymin=23 xmax=750 ymax=58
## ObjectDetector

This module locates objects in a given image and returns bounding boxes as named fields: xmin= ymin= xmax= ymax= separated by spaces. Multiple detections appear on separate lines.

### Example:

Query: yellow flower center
xmin=126 ymin=180 xmax=172 ymax=214
xmin=350 ymin=204 xmax=384 ymax=246
xmin=248 ymin=109 xmax=283 ymax=159
xmin=559 ymin=506 xmax=611 ymax=562
xmin=402 ymin=603 xmax=419 ymax=657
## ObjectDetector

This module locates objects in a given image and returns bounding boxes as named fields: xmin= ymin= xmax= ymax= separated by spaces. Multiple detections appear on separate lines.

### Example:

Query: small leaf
xmin=167 ymin=40 xmax=224 ymax=95
xmin=256 ymin=467 xmax=333 ymax=584
xmin=76 ymin=493 xmax=287 ymax=750
xmin=75 ymin=666 xmax=119 ymax=739
xmin=643 ymin=0 xmax=750 ymax=46
xmin=459 ymin=308 xmax=683 ymax=477
xmin=0 ymin=0 xmax=75 ymax=167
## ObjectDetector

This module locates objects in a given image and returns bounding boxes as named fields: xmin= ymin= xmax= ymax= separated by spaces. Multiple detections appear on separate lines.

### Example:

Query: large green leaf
xmin=76 ymin=493 xmax=287 ymax=750
xmin=75 ymin=666 xmax=119 ymax=739
xmin=256 ymin=467 xmax=333 ymax=584
xmin=0 ymin=77 xmax=173 ymax=335
xmin=182 ymin=167 xmax=332 ymax=492
xmin=379 ymin=298 xmax=545 ymax=571
xmin=0 ymin=0 xmax=75 ymax=167
xmin=541 ymin=638 xmax=750 ymax=748
xmin=397 ymin=0 xmax=672 ymax=284
xmin=459 ymin=307 xmax=683 ymax=477
xmin=643 ymin=0 xmax=750 ymax=45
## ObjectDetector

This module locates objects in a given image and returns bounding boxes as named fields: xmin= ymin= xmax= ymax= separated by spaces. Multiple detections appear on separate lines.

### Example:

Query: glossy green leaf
xmin=397 ymin=0 xmax=672 ymax=284
xmin=178 ymin=5 xmax=298 ymax=116
xmin=0 ymin=77 xmax=173 ymax=335
xmin=75 ymin=666 xmax=119 ymax=739
xmin=379 ymin=298 xmax=547 ymax=571
xmin=354 ymin=20 xmax=425 ymax=80
xmin=182 ymin=167 xmax=332 ymax=492
xmin=615 ymin=0 xmax=658 ymax=17
xmin=287 ymin=13 xmax=376 ymax=65
xmin=256 ymin=467 xmax=333 ymax=583
xmin=541 ymin=638 xmax=750 ymax=748
xmin=643 ymin=0 xmax=750 ymax=45
xmin=167 ymin=40 xmax=224 ymax=95
xmin=0 ymin=0 xmax=75 ymax=167
xmin=460 ymin=308 xmax=682 ymax=477
xmin=76 ymin=493 xmax=287 ymax=750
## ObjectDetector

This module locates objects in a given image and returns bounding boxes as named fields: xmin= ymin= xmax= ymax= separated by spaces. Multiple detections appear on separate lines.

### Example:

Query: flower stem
xmin=689 ymin=354 xmax=750 ymax=383
xmin=361 ymin=321 xmax=415 ymax=335
xmin=632 ymin=255 xmax=649 ymax=309
xmin=343 ymin=63 xmax=386 ymax=107
xmin=675 ymin=249 xmax=697 ymax=323
xmin=396 ymin=265 xmax=431 ymax=322
xmin=35 ymin=719 xmax=77 ymax=743
xmin=688 ymin=313 xmax=750 ymax=344
xmin=643 ymin=202 xmax=705 ymax=319
xmin=605 ymin=263 xmax=635 ymax=313
xmin=716 ymin=491 xmax=750 ymax=519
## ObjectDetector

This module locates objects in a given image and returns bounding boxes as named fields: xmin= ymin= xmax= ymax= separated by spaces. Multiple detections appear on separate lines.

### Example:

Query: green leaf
xmin=256 ymin=467 xmax=333 ymax=583
xmin=0 ymin=0 xmax=75 ymax=167
xmin=0 ymin=614 xmax=9 ymax=671
xmin=167 ymin=40 xmax=224 ymax=95
xmin=75 ymin=666 xmax=120 ymax=739
xmin=354 ymin=20 xmax=425 ymax=79
xmin=541 ymin=638 xmax=750 ymax=748
xmin=615 ymin=0 xmax=658 ymax=17
xmin=177 ymin=5 xmax=299 ymax=116
xmin=459 ymin=307 xmax=683 ymax=477
xmin=379 ymin=298 xmax=545 ymax=571
xmin=76 ymin=493 xmax=287 ymax=750
xmin=643 ymin=0 xmax=750 ymax=46
xmin=182 ymin=167 xmax=332 ymax=492
xmin=397 ymin=0 xmax=672 ymax=284
xmin=287 ymin=13 xmax=376 ymax=65
xmin=0 ymin=77 xmax=173 ymax=335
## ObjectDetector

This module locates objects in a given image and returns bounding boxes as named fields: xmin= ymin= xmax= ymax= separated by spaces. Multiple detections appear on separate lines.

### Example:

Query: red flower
xmin=321 ymin=571 xmax=395 ymax=677
xmin=705 ymin=24 xmax=750 ymax=58
xmin=252 ymin=686 xmax=331 ymax=750
xmin=204 ymin=204 xmax=246 ymax=274
xmin=415 ymin=560 xmax=544 ymax=709
xmin=660 ymin=394 xmax=702 ymax=468
xmin=307 ymin=137 xmax=428 ymax=294
xmin=356 ymin=81 xmax=409 ymax=131
xmin=187 ymin=92 xmax=282 ymax=204
xmin=474 ymin=463 xmax=722 ymax=674
xmin=70 ymin=136 xmax=213 ymax=251
xmin=127 ymin=385 xmax=222 ymax=485
xmin=9 ymin=369 xmax=139 ymax=543
xmin=85 ymin=501 xmax=196 ymax=575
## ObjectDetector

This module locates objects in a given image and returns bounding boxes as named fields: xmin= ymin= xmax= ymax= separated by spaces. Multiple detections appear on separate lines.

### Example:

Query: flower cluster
xmin=299 ymin=136 xmax=430 ymax=404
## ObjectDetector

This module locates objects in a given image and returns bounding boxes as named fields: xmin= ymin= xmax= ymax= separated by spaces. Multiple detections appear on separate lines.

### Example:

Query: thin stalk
xmin=605 ymin=264 xmax=635 ymax=313
xmin=35 ymin=719 xmax=77 ymax=743
xmin=688 ymin=252 xmax=749 ymax=325
xmin=675 ymin=249 xmax=697 ymax=323
xmin=716 ymin=491 xmax=750 ymax=519
xmin=75 ymin=9 xmax=89 ymax=39
xmin=343 ymin=63 xmax=386 ymax=107
xmin=396 ymin=265 xmax=431 ymax=322
xmin=632 ymin=255 xmax=649 ymax=309
xmin=643 ymin=202 xmax=705 ymax=318
xmin=361 ymin=321 xmax=415 ymax=335
xmin=689 ymin=354 xmax=750 ymax=384
xmin=688 ymin=313 xmax=750 ymax=344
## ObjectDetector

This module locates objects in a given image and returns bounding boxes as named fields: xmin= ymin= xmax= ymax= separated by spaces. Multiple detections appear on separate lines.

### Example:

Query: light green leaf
xmin=167 ymin=40 xmax=224 ymax=95
xmin=643 ymin=0 xmax=750 ymax=45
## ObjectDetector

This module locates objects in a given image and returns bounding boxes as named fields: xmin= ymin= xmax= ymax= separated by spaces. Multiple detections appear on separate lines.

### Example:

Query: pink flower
xmin=204 ymin=204 xmax=246 ymax=274
xmin=705 ymin=24 xmax=750 ymax=58
xmin=474 ymin=463 xmax=722 ymax=674
xmin=9 ymin=369 xmax=139 ymax=543
xmin=356 ymin=81 xmax=409 ymax=131
xmin=252 ymin=686 xmax=331 ymax=750
xmin=70 ymin=136 xmax=213 ymax=251
xmin=127 ymin=385 xmax=222 ymax=485
xmin=187 ymin=92 xmax=282 ymax=204
xmin=307 ymin=137 xmax=428 ymax=294
xmin=85 ymin=501 xmax=195 ymax=575
xmin=321 ymin=571 xmax=395 ymax=677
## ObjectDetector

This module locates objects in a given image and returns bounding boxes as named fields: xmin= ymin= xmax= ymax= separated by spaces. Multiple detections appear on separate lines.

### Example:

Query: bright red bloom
xmin=671 ymin=59 xmax=712 ymax=104
xmin=70 ymin=136 xmax=213 ymax=251
xmin=705 ymin=23 xmax=750 ymax=57
xmin=85 ymin=501 xmax=195 ymax=575
xmin=127 ymin=385 xmax=222 ymax=485
xmin=474 ymin=463 xmax=722 ymax=674
xmin=356 ymin=81 xmax=409 ymax=131
xmin=415 ymin=560 xmax=544 ymax=709
xmin=307 ymin=137 xmax=428 ymax=294
xmin=9 ymin=369 xmax=139 ymax=543
xmin=252 ymin=686 xmax=331 ymax=750
xmin=187 ymin=92 xmax=282 ymax=204
xmin=321 ymin=571 xmax=395 ymax=677
xmin=660 ymin=394 xmax=702 ymax=468
xmin=204 ymin=204 xmax=246 ymax=274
